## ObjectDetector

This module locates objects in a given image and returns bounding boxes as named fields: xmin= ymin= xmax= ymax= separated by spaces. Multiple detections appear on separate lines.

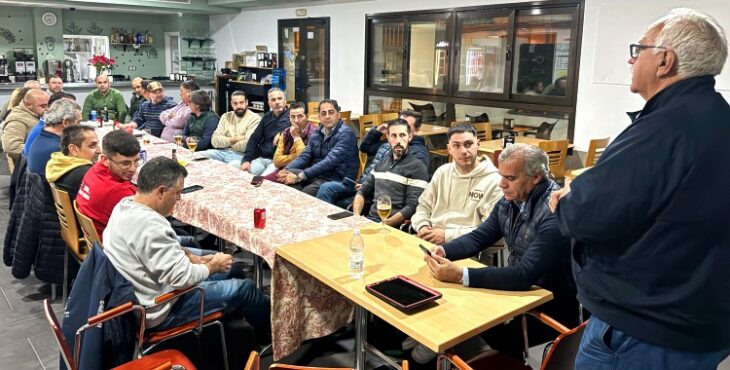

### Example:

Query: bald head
xmin=23 ymin=89 xmax=50 ymax=117
xmin=24 ymin=80 xmax=41 ymax=89
xmin=95 ymin=74 xmax=111 ymax=95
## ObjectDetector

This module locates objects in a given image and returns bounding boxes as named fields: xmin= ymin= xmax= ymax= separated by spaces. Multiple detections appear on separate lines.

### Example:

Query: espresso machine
xmin=0 ymin=54 xmax=9 ymax=83
xmin=44 ymin=59 xmax=63 ymax=80
xmin=62 ymin=59 xmax=76 ymax=83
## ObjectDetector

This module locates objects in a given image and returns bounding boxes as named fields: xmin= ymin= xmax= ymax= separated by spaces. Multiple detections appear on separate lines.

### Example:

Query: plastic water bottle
xmin=348 ymin=229 xmax=364 ymax=279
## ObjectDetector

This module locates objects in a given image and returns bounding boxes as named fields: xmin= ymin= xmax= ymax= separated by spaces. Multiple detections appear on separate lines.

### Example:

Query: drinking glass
xmin=376 ymin=195 xmax=392 ymax=233
xmin=186 ymin=136 xmax=198 ymax=152
xmin=173 ymin=133 xmax=183 ymax=148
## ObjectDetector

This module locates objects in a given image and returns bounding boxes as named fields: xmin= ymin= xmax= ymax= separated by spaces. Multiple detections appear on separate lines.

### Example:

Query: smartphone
xmin=418 ymin=244 xmax=432 ymax=257
xmin=327 ymin=210 xmax=354 ymax=220
xmin=251 ymin=176 xmax=264 ymax=187
xmin=182 ymin=185 xmax=204 ymax=194
xmin=193 ymin=155 xmax=209 ymax=161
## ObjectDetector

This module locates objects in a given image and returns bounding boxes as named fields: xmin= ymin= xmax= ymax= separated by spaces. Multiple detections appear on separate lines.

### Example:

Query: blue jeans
xmin=154 ymin=269 xmax=270 ymax=333
xmin=316 ymin=180 xmax=356 ymax=206
xmin=250 ymin=157 xmax=276 ymax=176
xmin=200 ymin=149 xmax=244 ymax=167
xmin=575 ymin=315 xmax=730 ymax=370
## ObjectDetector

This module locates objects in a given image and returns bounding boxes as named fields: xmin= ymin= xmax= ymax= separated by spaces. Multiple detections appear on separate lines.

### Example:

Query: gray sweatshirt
xmin=103 ymin=197 xmax=209 ymax=328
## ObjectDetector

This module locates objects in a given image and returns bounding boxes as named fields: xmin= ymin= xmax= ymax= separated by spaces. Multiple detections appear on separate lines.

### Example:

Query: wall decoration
xmin=65 ymin=21 xmax=82 ymax=35
xmin=44 ymin=36 xmax=56 ymax=52
xmin=87 ymin=22 xmax=104 ymax=36
xmin=0 ymin=27 xmax=17 ymax=43
xmin=41 ymin=12 xmax=57 ymax=26
xmin=146 ymin=47 xmax=159 ymax=59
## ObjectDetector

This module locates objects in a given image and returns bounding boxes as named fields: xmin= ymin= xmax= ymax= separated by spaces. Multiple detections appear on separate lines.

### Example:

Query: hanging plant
xmin=64 ymin=21 xmax=82 ymax=34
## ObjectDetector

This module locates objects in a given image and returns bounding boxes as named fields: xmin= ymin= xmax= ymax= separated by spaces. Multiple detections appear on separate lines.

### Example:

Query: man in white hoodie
xmin=412 ymin=124 xmax=502 ymax=244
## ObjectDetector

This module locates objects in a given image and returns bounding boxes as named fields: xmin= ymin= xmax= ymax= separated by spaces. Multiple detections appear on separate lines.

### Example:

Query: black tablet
xmin=366 ymin=275 xmax=442 ymax=311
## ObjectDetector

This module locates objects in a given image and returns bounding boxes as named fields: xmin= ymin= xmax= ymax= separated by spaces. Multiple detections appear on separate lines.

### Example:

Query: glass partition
xmin=456 ymin=12 xmax=510 ymax=94
xmin=408 ymin=18 xmax=449 ymax=90
xmin=370 ymin=20 xmax=405 ymax=87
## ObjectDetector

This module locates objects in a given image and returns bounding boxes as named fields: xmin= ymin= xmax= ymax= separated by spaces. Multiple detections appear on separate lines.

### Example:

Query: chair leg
xmin=63 ymin=250 xmax=70 ymax=304
xmin=521 ymin=314 xmax=529 ymax=365
xmin=51 ymin=284 xmax=58 ymax=301
xmin=215 ymin=321 xmax=229 ymax=370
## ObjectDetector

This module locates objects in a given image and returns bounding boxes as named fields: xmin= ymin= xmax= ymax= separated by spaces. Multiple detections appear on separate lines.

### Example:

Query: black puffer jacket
xmin=3 ymin=156 xmax=28 ymax=266
xmin=11 ymin=171 xmax=70 ymax=284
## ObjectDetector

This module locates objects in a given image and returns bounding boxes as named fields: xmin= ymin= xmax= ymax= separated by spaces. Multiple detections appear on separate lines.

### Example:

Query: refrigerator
xmin=63 ymin=35 xmax=110 ymax=82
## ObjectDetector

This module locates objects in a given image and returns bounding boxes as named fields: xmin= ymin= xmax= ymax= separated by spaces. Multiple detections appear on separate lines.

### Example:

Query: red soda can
xmin=254 ymin=207 xmax=266 ymax=229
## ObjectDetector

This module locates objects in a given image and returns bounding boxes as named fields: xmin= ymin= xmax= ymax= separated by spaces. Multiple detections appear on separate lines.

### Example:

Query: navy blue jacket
xmin=359 ymin=128 xmax=430 ymax=169
xmin=27 ymin=129 xmax=61 ymax=175
xmin=287 ymin=119 xmax=359 ymax=181
xmin=555 ymin=76 xmax=730 ymax=352
xmin=61 ymin=243 xmax=138 ymax=370
xmin=443 ymin=180 xmax=574 ymax=297
xmin=243 ymin=109 xmax=290 ymax=162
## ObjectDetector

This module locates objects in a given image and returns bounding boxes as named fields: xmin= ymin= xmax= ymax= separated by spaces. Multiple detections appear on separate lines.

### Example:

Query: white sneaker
xmin=402 ymin=337 xmax=418 ymax=351
xmin=411 ymin=343 xmax=437 ymax=364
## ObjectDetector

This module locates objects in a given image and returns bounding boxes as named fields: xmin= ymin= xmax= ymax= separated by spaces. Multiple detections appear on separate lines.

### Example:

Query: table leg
xmin=254 ymin=255 xmax=265 ymax=289
xmin=438 ymin=355 xmax=450 ymax=370
xmin=355 ymin=305 xmax=368 ymax=370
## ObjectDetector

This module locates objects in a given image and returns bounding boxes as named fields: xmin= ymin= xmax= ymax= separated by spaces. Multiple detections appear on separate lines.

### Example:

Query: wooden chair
xmin=438 ymin=311 xmax=588 ymax=370
xmin=340 ymin=110 xmax=352 ymax=124
xmin=566 ymin=137 xmax=609 ymax=179
xmin=307 ymin=101 xmax=320 ymax=116
xmin=244 ymin=351 xmax=408 ymax=370
xmin=524 ymin=121 xmax=558 ymax=140
xmin=357 ymin=152 xmax=368 ymax=181
xmin=538 ymin=140 xmax=569 ymax=180
xmin=380 ymin=112 xmax=399 ymax=122
xmin=50 ymin=183 xmax=88 ymax=303
xmin=74 ymin=200 xmax=102 ymax=247
xmin=357 ymin=114 xmax=382 ymax=139
xmin=142 ymin=285 xmax=229 ymax=370
xmin=43 ymin=299 xmax=197 ymax=370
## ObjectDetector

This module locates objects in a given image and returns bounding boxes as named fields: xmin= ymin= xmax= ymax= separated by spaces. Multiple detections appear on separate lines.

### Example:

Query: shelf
xmin=183 ymin=37 xmax=215 ymax=48
xmin=249 ymin=106 xmax=264 ymax=112
xmin=239 ymin=66 xmax=274 ymax=70
xmin=111 ymin=43 xmax=152 ymax=52
xmin=230 ymin=80 xmax=271 ymax=86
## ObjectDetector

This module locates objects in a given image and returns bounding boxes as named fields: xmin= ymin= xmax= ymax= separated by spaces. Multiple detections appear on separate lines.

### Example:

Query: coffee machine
xmin=44 ymin=59 xmax=62 ymax=80
xmin=0 ymin=54 xmax=9 ymax=83
xmin=62 ymin=59 xmax=76 ymax=83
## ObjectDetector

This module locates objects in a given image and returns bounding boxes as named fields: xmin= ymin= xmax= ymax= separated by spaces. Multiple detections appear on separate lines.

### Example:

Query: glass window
xmin=457 ymin=13 xmax=509 ymax=94
xmin=408 ymin=19 xmax=449 ymax=89
xmin=367 ymin=95 xmax=403 ymax=114
xmin=512 ymin=9 xmax=574 ymax=97
xmin=370 ymin=21 xmax=405 ymax=86
xmin=455 ymin=104 xmax=569 ymax=140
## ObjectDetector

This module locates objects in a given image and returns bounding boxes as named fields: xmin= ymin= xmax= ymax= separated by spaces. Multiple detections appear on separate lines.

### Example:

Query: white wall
xmin=210 ymin=0 xmax=730 ymax=151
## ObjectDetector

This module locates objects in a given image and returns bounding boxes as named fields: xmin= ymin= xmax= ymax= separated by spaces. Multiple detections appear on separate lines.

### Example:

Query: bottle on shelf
xmin=348 ymin=229 xmax=364 ymax=279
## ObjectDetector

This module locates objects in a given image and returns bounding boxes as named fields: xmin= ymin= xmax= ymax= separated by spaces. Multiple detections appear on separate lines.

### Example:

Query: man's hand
xmin=205 ymin=253 xmax=233 ymax=274
xmin=376 ymin=123 xmax=388 ymax=135
xmin=354 ymin=183 xmax=363 ymax=191
xmin=419 ymin=227 xmax=446 ymax=245
xmin=273 ymin=133 xmax=281 ymax=146
xmin=549 ymin=178 xmax=572 ymax=213
xmin=230 ymin=135 xmax=244 ymax=145
xmin=240 ymin=161 xmax=251 ymax=172
xmin=290 ymin=125 xmax=301 ymax=139
xmin=280 ymin=171 xmax=298 ymax=185
xmin=425 ymin=254 xmax=463 ymax=283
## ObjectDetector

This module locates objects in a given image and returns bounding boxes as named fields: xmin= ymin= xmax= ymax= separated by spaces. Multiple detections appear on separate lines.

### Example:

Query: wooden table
xmin=491 ymin=124 xmax=533 ymax=135
xmin=275 ymin=224 xmax=553 ymax=369
xmin=418 ymin=123 xmax=450 ymax=137
xmin=479 ymin=136 xmax=574 ymax=163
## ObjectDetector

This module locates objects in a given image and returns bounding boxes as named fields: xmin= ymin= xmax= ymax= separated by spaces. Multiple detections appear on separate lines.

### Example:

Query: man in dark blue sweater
xmin=27 ymin=99 xmax=82 ymax=177
xmin=240 ymin=88 xmax=290 ymax=176
xmin=551 ymin=9 xmax=730 ymax=369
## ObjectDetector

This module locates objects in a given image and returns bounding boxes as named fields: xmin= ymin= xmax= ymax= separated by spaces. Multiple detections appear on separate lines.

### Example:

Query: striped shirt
xmin=132 ymin=96 xmax=176 ymax=132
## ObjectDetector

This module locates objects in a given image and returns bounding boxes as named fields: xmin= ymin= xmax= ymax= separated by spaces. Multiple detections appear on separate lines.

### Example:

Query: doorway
xmin=164 ymin=32 xmax=181 ymax=76
xmin=278 ymin=18 xmax=330 ymax=104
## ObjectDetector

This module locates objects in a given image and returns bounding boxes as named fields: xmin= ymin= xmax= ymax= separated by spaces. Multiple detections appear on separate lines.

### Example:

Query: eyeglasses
xmin=107 ymin=156 xmax=141 ymax=170
xmin=629 ymin=44 xmax=666 ymax=59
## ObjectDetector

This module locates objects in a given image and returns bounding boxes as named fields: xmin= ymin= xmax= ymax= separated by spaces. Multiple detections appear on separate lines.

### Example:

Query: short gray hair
xmin=45 ymin=99 xmax=81 ymax=127
xmin=267 ymin=87 xmax=284 ymax=99
xmin=649 ymin=8 xmax=728 ymax=78
xmin=499 ymin=143 xmax=549 ymax=179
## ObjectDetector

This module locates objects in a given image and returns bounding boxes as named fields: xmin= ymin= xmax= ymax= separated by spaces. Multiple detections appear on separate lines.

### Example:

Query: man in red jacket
xmin=77 ymin=130 xmax=140 ymax=238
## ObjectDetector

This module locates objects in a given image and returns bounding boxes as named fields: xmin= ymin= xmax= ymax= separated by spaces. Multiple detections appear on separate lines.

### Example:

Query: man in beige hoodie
xmin=201 ymin=91 xmax=261 ymax=166
xmin=2 ymin=88 xmax=49 ymax=171
xmin=412 ymin=124 xmax=502 ymax=244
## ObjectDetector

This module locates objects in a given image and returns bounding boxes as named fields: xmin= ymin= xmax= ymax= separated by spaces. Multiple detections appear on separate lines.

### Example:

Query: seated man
xmin=182 ymin=90 xmax=219 ymax=151
xmin=265 ymin=101 xmax=317 ymax=180
xmin=24 ymin=91 xmax=76 ymax=157
xmin=126 ymin=81 xmax=176 ymax=137
xmin=2 ymin=88 xmax=49 ymax=171
xmin=46 ymin=125 xmax=101 ymax=200
xmin=27 ymin=99 xmax=82 ymax=176
xmin=316 ymin=109 xmax=429 ymax=207
xmin=412 ymin=124 xmax=502 ymax=244
xmin=353 ymin=119 xmax=429 ymax=226
xmin=81 ymin=74 xmax=128 ymax=122
xmin=128 ymin=77 xmax=146 ymax=119
xmin=278 ymin=99 xmax=358 ymax=196
xmin=76 ymin=130 xmax=140 ymax=237
xmin=47 ymin=75 xmax=64 ymax=94
xmin=202 ymin=91 xmax=261 ymax=166
xmin=160 ymin=80 xmax=198 ymax=143
xmin=239 ymin=87 xmax=290 ymax=175
xmin=103 ymin=156 xmax=270 ymax=335
xmin=424 ymin=143 xmax=578 ymax=360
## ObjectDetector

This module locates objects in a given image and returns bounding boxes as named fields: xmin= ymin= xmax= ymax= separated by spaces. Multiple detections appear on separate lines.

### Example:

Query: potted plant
xmin=89 ymin=54 xmax=116 ymax=76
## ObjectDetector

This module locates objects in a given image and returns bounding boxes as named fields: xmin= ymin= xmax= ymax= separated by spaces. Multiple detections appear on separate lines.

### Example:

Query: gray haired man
xmin=239 ymin=87 xmax=290 ymax=175
xmin=26 ymin=99 xmax=81 ymax=176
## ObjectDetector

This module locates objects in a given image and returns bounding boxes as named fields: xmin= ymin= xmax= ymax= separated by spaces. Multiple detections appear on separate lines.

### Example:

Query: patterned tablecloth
xmin=134 ymin=132 xmax=370 ymax=360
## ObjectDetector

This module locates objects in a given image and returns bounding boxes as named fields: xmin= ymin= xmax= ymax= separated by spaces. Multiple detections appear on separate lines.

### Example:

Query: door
xmin=278 ymin=18 xmax=330 ymax=104
xmin=165 ymin=32 xmax=181 ymax=75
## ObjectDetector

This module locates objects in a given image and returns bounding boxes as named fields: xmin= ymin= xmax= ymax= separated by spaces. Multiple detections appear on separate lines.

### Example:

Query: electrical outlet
xmin=128 ymin=66 xmax=137 ymax=71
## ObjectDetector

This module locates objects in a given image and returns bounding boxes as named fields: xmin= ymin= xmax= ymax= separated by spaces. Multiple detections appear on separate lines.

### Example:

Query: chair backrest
xmin=340 ymin=110 xmax=352 ymax=124
xmin=74 ymin=200 xmax=102 ymax=246
xmin=307 ymin=102 xmax=320 ymax=116
xmin=380 ymin=112 xmax=399 ymax=123
xmin=50 ymin=183 xmax=87 ymax=261
xmin=472 ymin=123 xmax=493 ymax=142
xmin=44 ymin=298 xmax=76 ymax=370
xmin=357 ymin=152 xmax=367 ymax=181
xmin=541 ymin=320 xmax=588 ymax=370
xmin=538 ymin=140 xmax=569 ymax=180
xmin=584 ymin=137 xmax=610 ymax=167
xmin=466 ymin=112 xmax=490 ymax=123
xmin=535 ymin=121 xmax=558 ymax=140
xmin=358 ymin=114 xmax=382 ymax=139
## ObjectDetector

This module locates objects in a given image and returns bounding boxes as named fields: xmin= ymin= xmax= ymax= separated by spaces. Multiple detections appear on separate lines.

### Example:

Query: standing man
xmin=47 ymin=75 xmax=64 ymax=94
xmin=1 ymin=89 xmax=49 ymax=170
xmin=129 ymin=77 xmax=146 ymax=119
xmin=81 ymin=74 xmax=128 ymax=122
xmin=239 ymin=88 xmax=289 ymax=176
xmin=202 ymin=91 xmax=261 ymax=166
xmin=126 ymin=81 xmax=176 ymax=137
xmin=550 ymin=9 xmax=730 ymax=369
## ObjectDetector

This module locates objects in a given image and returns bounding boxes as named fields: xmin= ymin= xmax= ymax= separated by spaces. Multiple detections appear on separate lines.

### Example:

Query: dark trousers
xmin=290 ymin=177 xmax=329 ymax=197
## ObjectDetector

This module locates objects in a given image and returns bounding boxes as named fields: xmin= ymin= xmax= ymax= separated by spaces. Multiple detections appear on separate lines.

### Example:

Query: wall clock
xmin=42 ymin=12 xmax=57 ymax=27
